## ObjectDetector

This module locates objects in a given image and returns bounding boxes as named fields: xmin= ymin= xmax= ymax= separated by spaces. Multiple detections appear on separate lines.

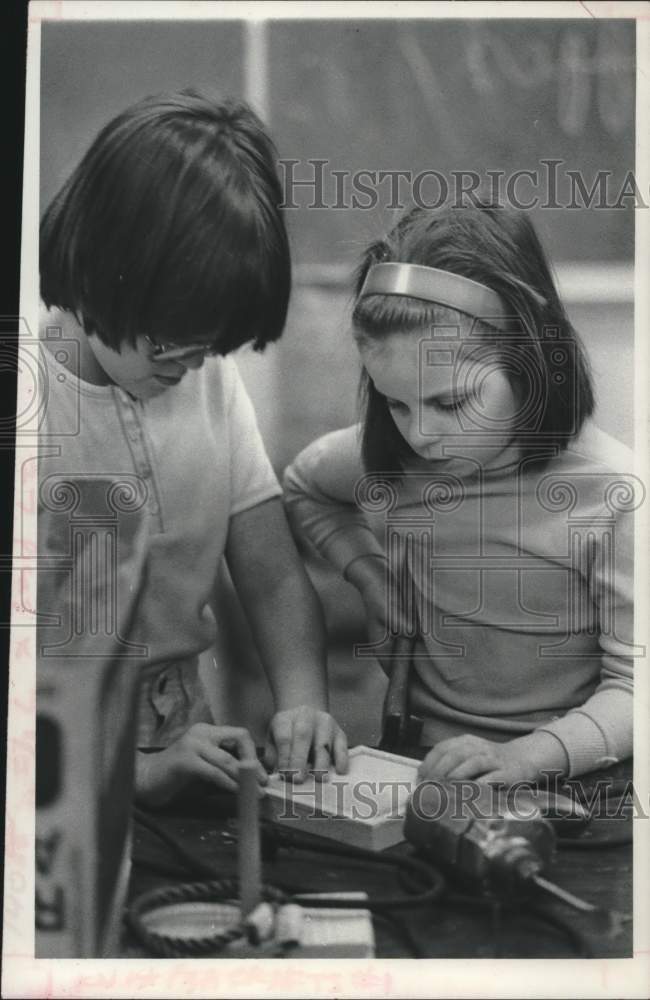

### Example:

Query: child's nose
xmin=406 ymin=415 xmax=441 ymax=452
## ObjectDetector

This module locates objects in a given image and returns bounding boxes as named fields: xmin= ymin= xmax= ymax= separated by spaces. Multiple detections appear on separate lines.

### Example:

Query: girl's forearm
xmin=283 ymin=485 xmax=382 ymax=578
xmin=245 ymin=566 xmax=330 ymax=711
xmin=226 ymin=498 xmax=330 ymax=712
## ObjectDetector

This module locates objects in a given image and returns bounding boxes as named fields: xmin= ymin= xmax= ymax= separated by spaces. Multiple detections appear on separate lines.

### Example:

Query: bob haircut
xmin=40 ymin=89 xmax=291 ymax=353
xmin=352 ymin=202 xmax=595 ymax=474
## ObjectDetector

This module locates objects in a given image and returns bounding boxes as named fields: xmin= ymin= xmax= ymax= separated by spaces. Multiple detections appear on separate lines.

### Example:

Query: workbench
xmin=125 ymin=756 xmax=633 ymax=959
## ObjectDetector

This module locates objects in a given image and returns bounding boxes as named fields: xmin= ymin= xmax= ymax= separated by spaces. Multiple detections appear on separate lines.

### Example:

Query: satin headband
xmin=358 ymin=262 xmax=517 ymax=331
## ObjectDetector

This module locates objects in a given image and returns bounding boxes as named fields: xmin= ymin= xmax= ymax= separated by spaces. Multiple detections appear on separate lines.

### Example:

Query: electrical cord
xmin=128 ymin=879 xmax=287 ymax=958
xmin=129 ymin=806 xmax=445 ymax=957
xmin=266 ymin=821 xmax=446 ymax=909
xmin=264 ymin=815 xmax=626 ymax=957
xmin=133 ymin=805 xmax=444 ymax=907
xmin=133 ymin=806 xmax=221 ymax=879
xmin=131 ymin=852 xmax=196 ymax=882
xmin=128 ymin=805 xmax=605 ymax=959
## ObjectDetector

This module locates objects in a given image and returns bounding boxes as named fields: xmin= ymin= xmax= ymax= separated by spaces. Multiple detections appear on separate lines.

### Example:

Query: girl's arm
xmin=225 ymin=495 xmax=348 ymax=781
xmin=283 ymin=425 xmax=389 ymax=593
xmin=525 ymin=501 xmax=634 ymax=777
xmin=284 ymin=427 xmax=422 ymax=671
xmin=420 ymin=503 xmax=635 ymax=784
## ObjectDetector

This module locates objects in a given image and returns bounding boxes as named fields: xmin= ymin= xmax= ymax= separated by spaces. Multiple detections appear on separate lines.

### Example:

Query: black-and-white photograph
xmin=4 ymin=3 xmax=649 ymax=996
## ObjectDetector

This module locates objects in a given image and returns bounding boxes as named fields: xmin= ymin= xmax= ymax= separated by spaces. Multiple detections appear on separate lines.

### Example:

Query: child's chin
xmin=123 ymin=379 xmax=170 ymax=401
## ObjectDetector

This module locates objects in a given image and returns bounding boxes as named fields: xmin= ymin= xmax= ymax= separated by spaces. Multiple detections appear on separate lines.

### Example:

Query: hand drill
xmin=404 ymin=779 xmax=597 ymax=912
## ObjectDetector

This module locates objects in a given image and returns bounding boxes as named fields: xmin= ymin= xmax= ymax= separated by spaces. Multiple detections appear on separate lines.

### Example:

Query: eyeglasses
xmin=144 ymin=335 xmax=221 ymax=361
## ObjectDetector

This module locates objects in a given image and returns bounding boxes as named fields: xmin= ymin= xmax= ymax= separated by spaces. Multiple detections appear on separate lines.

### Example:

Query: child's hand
xmin=264 ymin=707 xmax=349 ymax=782
xmin=135 ymin=723 xmax=268 ymax=808
xmin=417 ymin=734 xmax=532 ymax=786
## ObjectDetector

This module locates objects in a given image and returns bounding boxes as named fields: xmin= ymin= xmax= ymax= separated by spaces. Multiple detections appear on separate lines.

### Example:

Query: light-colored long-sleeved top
xmin=283 ymin=422 xmax=638 ymax=777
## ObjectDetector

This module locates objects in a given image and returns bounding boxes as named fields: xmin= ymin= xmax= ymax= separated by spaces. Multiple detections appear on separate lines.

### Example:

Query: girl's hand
xmin=135 ymin=723 xmax=268 ymax=808
xmin=417 ymin=734 xmax=533 ymax=786
xmin=264 ymin=706 xmax=349 ymax=782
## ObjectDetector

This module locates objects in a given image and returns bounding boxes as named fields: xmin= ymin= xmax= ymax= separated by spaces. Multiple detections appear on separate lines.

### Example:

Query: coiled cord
xmin=127 ymin=878 xmax=287 ymax=958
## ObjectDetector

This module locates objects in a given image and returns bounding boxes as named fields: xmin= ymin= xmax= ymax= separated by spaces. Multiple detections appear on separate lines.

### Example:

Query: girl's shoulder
xmin=561 ymin=421 xmax=635 ymax=477
xmin=540 ymin=423 xmax=640 ymax=521
xmin=284 ymin=425 xmax=365 ymax=497
xmin=292 ymin=425 xmax=364 ymax=467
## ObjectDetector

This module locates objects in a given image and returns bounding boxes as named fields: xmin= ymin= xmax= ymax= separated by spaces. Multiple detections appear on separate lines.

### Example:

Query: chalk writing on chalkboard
xmin=269 ymin=20 xmax=634 ymax=264
xmin=463 ymin=22 xmax=634 ymax=137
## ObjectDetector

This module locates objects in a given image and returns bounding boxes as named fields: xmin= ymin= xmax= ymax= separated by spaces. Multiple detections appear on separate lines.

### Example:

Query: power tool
xmin=404 ymin=779 xmax=597 ymax=912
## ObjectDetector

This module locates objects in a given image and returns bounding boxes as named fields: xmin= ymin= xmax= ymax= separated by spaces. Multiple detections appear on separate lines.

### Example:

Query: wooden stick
xmin=237 ymin=761 xmax=261 ymax=917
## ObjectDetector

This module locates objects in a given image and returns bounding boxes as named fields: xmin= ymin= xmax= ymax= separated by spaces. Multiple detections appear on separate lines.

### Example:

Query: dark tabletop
xmin=125 ymin=756 xmax=633 ymax=960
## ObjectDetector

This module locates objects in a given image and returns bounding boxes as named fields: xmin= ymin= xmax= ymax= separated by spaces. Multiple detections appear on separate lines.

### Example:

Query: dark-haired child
xmin=38 ymin=91 xmax=347 ymax=807
xmin=284 ymin=202 xmax=635 ymax=785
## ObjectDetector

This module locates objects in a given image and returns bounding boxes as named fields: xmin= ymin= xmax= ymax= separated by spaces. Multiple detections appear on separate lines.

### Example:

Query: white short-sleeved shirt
xmin=37 ymin=344 xmax=281 ymax=740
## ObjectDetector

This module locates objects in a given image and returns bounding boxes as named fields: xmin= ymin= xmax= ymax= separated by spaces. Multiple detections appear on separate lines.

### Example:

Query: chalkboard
xmin=268 ymin=19 xmax=635 ymax=264
xmin=40 ymin=21 xmax=244 ymax=212
xmin=41 ymin=19 xmax=635 ymax=267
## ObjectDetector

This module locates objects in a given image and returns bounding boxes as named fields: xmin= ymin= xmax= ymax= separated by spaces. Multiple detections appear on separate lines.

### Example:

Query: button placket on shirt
xmin=116 ymin=389 xmax=164 ymax=531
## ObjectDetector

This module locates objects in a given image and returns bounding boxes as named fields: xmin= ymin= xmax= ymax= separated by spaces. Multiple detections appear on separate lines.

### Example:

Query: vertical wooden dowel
xmin=237 ymin=761 xmax=261 ymax=917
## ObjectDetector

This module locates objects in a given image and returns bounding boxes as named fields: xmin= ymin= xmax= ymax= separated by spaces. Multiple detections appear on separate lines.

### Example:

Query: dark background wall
xmin=42 ymin=19 xmax=635 ymax=264
xmin=41 ymin=21 xmax=244 ymax=211
xmin=269 ymin=19 xmax=635 ymax=266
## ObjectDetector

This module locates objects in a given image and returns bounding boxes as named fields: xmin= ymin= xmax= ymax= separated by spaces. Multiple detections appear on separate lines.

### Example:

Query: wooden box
xmin=262 ymin=745 xmax=420 ymax=851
